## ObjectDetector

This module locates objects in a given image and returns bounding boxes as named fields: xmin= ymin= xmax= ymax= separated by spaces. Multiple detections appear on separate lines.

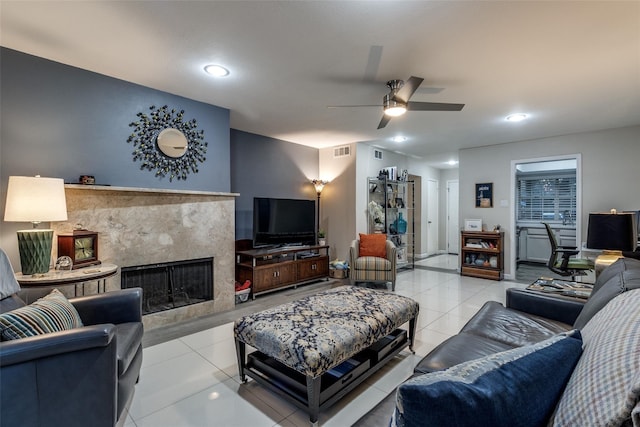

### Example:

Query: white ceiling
xmin=1 ymin=1 xmax=639 ymax=169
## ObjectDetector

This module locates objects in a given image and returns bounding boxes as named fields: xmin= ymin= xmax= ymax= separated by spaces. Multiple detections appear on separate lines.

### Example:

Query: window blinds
xmin=517 ymin=173 xmax=576 ymax=223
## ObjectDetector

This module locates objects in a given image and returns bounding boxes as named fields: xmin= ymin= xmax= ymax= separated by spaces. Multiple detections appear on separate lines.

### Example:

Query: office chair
xmin=542 ymin=222 xmax=593 ymax=280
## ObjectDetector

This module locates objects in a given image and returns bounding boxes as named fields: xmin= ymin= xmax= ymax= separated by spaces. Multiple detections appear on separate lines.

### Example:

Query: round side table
xmin=15 ymin=263 xmax=118 ymax=297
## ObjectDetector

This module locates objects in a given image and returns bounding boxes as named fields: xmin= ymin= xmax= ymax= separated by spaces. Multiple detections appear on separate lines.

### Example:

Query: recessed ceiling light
xmin=506 ymin=113 xmax=527 ymax=122
xmin=204 ymin=64 xmax=230 ymax=77
xmin=447 ymin=160 xmax=459 ymax=166
xmin=391 ymin=136 xmax=407 ymax=143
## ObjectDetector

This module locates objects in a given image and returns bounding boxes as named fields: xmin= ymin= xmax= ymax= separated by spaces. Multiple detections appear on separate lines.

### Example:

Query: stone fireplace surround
xmin=51 ymin=184 xmax=238 ymax=331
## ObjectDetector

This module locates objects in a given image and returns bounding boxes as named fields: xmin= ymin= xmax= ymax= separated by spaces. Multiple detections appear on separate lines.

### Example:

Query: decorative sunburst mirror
xmin=127 ymin=105 xmax=208 ymax=181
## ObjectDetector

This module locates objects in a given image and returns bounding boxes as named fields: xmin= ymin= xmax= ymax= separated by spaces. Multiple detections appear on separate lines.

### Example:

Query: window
xmin=517 ymin=172 xmax=576 ymax=224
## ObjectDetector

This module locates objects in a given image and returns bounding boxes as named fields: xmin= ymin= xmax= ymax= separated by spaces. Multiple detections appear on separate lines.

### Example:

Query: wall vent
xmin=333 ymin=145 xmax=351 ymax=158
xmin=374 ymin=149 xmax=383 ymax=160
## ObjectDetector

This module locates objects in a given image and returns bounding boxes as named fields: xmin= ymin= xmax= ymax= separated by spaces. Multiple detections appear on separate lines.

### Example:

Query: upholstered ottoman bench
xmin=234 ymin=285 xmax=419 ymax=425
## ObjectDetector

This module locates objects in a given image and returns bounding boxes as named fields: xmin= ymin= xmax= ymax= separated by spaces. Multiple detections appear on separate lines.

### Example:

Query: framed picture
xmin=475 ymin=183 xmax=493 ymax=208
xmin=464 ymin=219 xmax=482 ymax=231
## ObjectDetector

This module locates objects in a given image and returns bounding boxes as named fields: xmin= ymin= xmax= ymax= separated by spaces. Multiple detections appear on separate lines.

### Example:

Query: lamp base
xmin=16 ymin=229 xmax=54 ymax=275
xmin=594 ymin=250 xmax=624 ymax=279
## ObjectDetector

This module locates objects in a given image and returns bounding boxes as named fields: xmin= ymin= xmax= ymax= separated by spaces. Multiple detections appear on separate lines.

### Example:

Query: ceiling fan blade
xmin=407 ymin=101 xmax=465 ymax=111
xmin=377 ymin=115 xmax=392 ymax=129
xmin=327 ymin=104 xmax=381 ymax=108
xmin=393 ymin=76 xmax=424 ymax=103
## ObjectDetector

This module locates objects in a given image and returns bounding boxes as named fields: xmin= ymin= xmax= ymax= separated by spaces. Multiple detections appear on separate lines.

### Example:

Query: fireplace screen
xmin=121 ymin=257 xmax=213 ymax=315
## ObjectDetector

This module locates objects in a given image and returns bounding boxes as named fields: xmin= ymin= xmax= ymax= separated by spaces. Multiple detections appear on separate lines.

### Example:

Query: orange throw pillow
xmin=359 ymin=233 xmax=387 ymax=258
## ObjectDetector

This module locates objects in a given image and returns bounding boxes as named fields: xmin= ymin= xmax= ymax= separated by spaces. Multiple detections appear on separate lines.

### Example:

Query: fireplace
xmin=121 ymin=257 xmax=214 ymax=315
xmin=52 ymin=185 xmax=238 ymax=330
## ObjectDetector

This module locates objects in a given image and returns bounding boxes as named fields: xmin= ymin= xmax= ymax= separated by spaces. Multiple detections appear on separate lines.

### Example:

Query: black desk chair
xmin=542 ymin=222 xmax=593 ymax=280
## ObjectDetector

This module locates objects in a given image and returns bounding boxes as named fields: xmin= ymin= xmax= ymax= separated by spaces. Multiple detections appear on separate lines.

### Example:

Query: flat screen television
xmin=253 ymin=197 xmax=316 ymax=247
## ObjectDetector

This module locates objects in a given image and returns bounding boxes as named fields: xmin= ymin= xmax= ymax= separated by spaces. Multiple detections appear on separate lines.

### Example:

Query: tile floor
xmin=123 ymin=268 xmax=527 ymax=427
xmin=414 ymin=253 xmax=459 ymax=271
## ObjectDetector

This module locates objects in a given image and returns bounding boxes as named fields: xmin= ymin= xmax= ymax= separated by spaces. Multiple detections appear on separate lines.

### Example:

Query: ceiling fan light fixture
xmin=383 ymin=93 xmax=407 ymax=117
xmin=384 ymin=106 xmax=407 ymax=117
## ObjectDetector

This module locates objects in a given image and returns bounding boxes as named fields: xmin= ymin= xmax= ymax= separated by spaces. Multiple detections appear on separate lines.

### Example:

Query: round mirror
xmin=157 ymin=128 xmax=188 ymax=158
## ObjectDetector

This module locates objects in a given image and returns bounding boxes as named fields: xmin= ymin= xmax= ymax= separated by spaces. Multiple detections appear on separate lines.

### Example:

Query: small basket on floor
xmin=329 ymin=269 xmax=348 ymax=279
xmin=235 ymin=288 xmax=251 ymax=304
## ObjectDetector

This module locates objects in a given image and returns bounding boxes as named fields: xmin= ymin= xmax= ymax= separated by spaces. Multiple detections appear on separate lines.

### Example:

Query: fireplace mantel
xmin=53 ymin=185 xmax=238 ymax=330
xmin=65 ymin=184 xmax=239 ymax=198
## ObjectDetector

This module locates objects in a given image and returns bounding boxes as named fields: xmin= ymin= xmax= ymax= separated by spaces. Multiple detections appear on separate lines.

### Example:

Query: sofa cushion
xmin=553 ymin=289 xmax=640 ymax=426
xmin=0 ymin=289 xmax=84 ymax=340
xmin=359 ymin=233 xmax=387 ymax=257
xmin=460 ymin=301 xmax=571 ymax=347
xmin=573 ymin=259 xmax=640 ymax=329
xmin=353 ymin=256 xmax=392 ymax=272
xmin=391 ymin=331 xmax=583 ymax=427
xmin=414 ymin=333 xmax=515 ymax=374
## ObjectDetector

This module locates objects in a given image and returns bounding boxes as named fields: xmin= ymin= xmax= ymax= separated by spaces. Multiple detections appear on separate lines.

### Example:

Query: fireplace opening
xmin=121 ymin=257 xmax=213 ymax=315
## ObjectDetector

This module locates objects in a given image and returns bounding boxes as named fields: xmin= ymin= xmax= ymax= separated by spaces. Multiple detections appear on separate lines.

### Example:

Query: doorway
xmin=510 ymin=155 xmax=582 ymax=283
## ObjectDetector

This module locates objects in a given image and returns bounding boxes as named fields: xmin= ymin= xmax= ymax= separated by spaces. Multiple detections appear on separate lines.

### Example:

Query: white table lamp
xmin=4 ymin=176 xmax=68 ymax=275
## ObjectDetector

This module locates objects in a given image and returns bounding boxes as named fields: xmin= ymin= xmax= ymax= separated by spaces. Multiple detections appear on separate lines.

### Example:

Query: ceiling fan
xmin=331 ymin=76 xmax=465 ymax=129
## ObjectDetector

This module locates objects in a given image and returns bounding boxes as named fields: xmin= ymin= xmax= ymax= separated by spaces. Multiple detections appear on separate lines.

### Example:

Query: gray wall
xmin=0 ymin=47 xmax=230 ymax=191
xmin=1 ymin=48 xmax=231 ymax=265
xmin=230 ymin=129 xmax=319 ymax=240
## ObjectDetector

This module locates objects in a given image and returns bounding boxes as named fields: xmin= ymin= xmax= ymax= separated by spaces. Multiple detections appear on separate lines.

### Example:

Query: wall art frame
xmin=475 ymin=182 xmax=493 ymax=208
xmin=127 ymin=105 xmax=208 ymax=181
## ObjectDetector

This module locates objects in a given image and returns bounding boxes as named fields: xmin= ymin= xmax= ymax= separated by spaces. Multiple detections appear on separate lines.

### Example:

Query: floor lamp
xmin=311 ymin=179 xmax=328 ymax=242
xmin=4 ymin=176 xmax=68 ymax=275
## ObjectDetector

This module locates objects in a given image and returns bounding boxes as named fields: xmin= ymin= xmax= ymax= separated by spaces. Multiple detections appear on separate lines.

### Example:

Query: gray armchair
xmin=0 ymin=257 xmax=143 ymax=427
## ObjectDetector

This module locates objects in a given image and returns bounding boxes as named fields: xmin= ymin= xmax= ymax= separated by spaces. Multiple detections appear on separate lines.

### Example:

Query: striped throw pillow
xmin=0 ymin=288 xmax=84 ymax=340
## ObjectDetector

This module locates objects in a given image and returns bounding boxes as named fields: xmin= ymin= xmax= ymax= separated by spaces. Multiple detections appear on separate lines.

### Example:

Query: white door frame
xmin=426 ymin=179 xmax=439 ymax=256
xmin=446 ymin=179 xmax=459 ymax=255
xmin=509 ymin=154 xmax=582 ymax=279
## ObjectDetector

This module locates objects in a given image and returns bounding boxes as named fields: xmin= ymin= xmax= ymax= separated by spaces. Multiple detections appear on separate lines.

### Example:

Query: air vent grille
xmin=333 ymin=145 xmax=351 ymax=158
xmin=374 ymin=149 xmax=383 ymax=160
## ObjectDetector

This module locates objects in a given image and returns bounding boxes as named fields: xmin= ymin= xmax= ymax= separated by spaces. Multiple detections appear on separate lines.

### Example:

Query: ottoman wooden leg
xmin=408 ymin=316 xmax=417 ymax=353
xmin=235 ymin=340 xmax=247 ymax=382
xmin=306 ymin=375 xmax=321 ymax=426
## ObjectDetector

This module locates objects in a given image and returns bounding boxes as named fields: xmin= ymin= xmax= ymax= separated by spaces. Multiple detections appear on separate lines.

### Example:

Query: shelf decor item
xmin=3 ymin=176 xmax=68 ymax=275
xmin=393 ymin=212 xmax=407 ymax=234
xmin=57 ymin=229 xmax=101 ymax=269
xmin=464 ymin=219 xmax=482 ymax=231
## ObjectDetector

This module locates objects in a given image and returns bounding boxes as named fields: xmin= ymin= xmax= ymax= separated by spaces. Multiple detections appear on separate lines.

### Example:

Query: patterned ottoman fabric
xmin=234 ymin=286 xmax=419 ymax=378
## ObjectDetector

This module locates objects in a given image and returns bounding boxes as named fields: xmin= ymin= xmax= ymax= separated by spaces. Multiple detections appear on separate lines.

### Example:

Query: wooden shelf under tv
xmin=236 ymin=245 xmax=330 ymax=299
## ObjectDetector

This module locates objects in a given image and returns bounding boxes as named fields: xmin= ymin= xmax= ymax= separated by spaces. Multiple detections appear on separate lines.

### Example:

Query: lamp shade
xmin=4 ymin=176 xmax=68 ymax=223
xmin=587 ymin=212 xmax=637 ymax=251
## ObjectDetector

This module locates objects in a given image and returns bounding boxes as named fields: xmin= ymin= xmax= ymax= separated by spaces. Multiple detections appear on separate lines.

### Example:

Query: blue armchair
xmin=0 ymin=250 xmax=143 ymax=427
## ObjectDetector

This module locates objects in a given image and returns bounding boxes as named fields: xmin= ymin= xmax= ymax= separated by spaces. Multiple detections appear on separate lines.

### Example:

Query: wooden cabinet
xmin=297 ymin=257 xmax=329 ymax=281
xmin=236 ymin=246 xmax=329 ymax=298
xmin=460 ymin=231 xmax=504 ymax=280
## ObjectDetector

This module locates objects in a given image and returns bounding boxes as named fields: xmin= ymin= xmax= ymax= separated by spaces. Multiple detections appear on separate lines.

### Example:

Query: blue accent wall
xmin=0 ymin=47 xmax=230 ymax=192
xmin=230 ymin=130 xmax=319 ymax=240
